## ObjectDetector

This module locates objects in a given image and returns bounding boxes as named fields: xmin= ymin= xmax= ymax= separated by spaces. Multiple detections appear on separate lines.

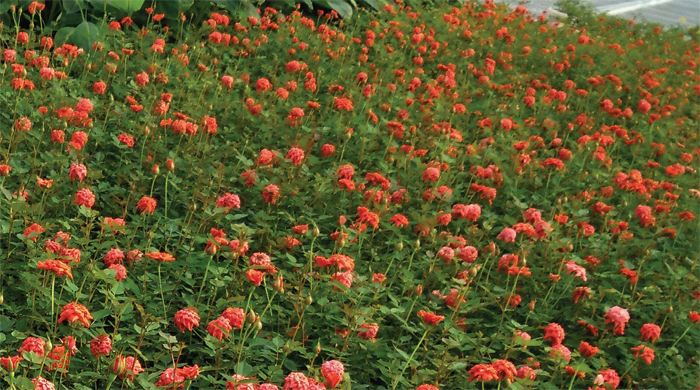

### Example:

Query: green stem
xmin=196 ymin=255 xmax=215 ymax=307
xmin=158 ymin=262 xmax=167 ymax=318
xmin=391 ymin=327 xmax=431 ymax=390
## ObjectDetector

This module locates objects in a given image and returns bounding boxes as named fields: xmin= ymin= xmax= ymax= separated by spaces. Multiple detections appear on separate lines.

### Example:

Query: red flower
xmin=543 ymin=323 xmax=565 ymax=346
xmin=146 ymin=251 xmax=175 ymax=262
xmin=422 ymin=167 xmax=440 ymax=183
xmin=286 ymin=147 xmax=305 ymax=166
xmin=333 ymin=96 xmax=354 ymax=111
xmin=262 ymin=184 xmax=280 ymax=204
xmin=58 ymin=302 xmax=93 ymax=328
xmin=468 ymin=364 xmax=499 ymax=382
xmin=90 ymin=335 xmax=112 ymax=359
xmin=321 ymin=143 xmax=335 ymax=157
xmin=117 ymin=133 xmax=134 ymax=148
xmin=246 ymin=269 xmax=265 ymax=286
xmin=37 ymin=259 xmax=73 ymax=279
xmin=604 ymin=306 xmax=630 ymax=335
xmin=221 ymin=307 xmax=245 ymax=330
xmin=216 ymin=192 xmax=241 ymax=211
xmin=492 ymin=359 xmax=517 ymax=381
xmin=136 ymin=196 xmax=157 ymax=214
xmin=321 ymin=360 xmax=345 ymax=388
xmin=331 ymin=271 xmax=354 ymax=289
xmin=417 ymin=310 xmax=444 ymax=325
xmin=75 ymin=188 xmax=95 ymax=208
xmin=174 ymin=308 xmax=200 ymax=333
xmin=357 ymin=323 xmax=379 ymax=340
xmin=631 ymin=345 xmax=655 ymax=365
xmin=207 ymin=316 xmax=232 ymax=341
xmin=19 ymin=336 xmax=45 ymax=355
xmin=135 ymin=72 xmax=149 ymax=86
xmin=640 ymin=323 xmax=661 ymax=343
xmin=579 ymin=341 xmax=599 ymax=357
xmin=0 ymin=355 xmax=22 ymax=371
xmin=689 ymin=311 xmax=700 ymax=323
xmin=69 ymin=163 xmax=88 ymax=182
xmin=113 ymin=355 xmax=144 ymax=381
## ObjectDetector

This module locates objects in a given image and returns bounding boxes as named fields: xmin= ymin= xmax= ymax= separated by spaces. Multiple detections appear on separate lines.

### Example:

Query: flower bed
xmin=0 ymin=1 xmax=698 ymax=389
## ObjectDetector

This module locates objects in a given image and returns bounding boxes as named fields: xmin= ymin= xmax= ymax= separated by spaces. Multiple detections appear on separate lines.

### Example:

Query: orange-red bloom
xmin=37 ymin=259 xmax=73 ymax=279
xmin=58 ymin=302 xmax=93 ymax=328
xmin=417 ymin=310 xmax=444 ymax=325
xmin=146 ymin=251 xmax=175 ymax=262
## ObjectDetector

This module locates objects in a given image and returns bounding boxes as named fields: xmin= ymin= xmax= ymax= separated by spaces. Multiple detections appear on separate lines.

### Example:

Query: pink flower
xmin=565 ymin=261 xmax=587 ymax=281
xmin=604 ymin=306 xmax=630 ymax=335
xmin=497 ymin=227 xmax=517 ymax=243
xmin=321 ymin=360 xmax=345 ymax=388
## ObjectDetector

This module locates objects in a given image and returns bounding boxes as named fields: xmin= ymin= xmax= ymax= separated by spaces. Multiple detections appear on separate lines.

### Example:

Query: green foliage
xmin=0 ymin=1 xmax=698 ymax=389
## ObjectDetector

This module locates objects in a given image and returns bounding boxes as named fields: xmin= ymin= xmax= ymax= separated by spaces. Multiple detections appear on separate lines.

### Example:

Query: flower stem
xmin=196 ymin=254 xmax=214 ymax=307
xmin=158 ymin=262 xmax=167 ymax=318
xmin=391 ymin=326 xmax=431 ymax=390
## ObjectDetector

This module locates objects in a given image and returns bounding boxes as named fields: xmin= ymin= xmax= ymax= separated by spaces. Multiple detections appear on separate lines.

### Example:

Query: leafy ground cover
xmin=0 ymin=1 xmax=699 ymax=389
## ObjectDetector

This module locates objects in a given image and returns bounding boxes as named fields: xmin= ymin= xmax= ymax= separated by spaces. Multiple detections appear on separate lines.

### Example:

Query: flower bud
xmin=166 ymin=158 xmax=175 ymax=171
xmin=0 ymin=294 xmax=3 ymax=305
xmin=305 ymin=296 xmax=313 ymax=305
xmin=152 ymin=164 xmax=160 ymax=175
xmin=246 ymin=310 xmax=257 ymax=323
xmin=46 ymin=340 xmax=53 ymax=352
xmin=395 ymin=242 xmax=403 ymax=251
xmin=414 ymin=239 xmax=421 ymax=249
xmin=315 ymin=342 xmax=321 ymax=354
xmin=312 ymin=226 xmax=320 ymax=237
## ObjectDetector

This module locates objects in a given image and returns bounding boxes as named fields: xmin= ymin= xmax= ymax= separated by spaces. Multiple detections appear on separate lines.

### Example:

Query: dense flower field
xmin=0 ymin=1 xmax=699 ymax=389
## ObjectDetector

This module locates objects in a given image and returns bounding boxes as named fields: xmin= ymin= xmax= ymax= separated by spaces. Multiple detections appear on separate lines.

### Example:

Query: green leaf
xmin=70 ymin=21 xmax=100 ymax=50
xmin=315 ymin=0 xmax=353 ymax=18
xmin=107 ymin=0 xmax=144 ymax=14
xmin=62 ymin=0 xmax=85 ymax=13
xmin=0 ymin=185 xmax=11 ymax=200
xmin=156 ymin=0 xmax=194 ymax=19
xmin=0 ymin=2 xmax=13 ymax=13
xmin=235 ymin=361 xmax=253 ymax=376
xmin=359 ymin=0 xmax=385 ymax=9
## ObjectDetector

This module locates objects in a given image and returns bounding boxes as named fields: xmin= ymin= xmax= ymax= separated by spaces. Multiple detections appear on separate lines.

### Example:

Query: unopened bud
xmin=246 ymin=310 xmax=257 ymax=323
xmin=256 ymin=319 xmax=263 ymax=330
xmin=166 ymin=158 xmax=175 ymax=171
xmin=414 ymin=239 xmax=421 ymax=249
xmin=152 ymin=164 xmax=160 ymax=175
xmin=668 ymin=306 xmax=673 ymax=313
xmin=0 ymin=294 xmax=3 ymax=305
xmin=315 ymin=342 xmax=321 ymax=354
xmin=395 ymin=242 xmax=403 ymax=251
xmin=283 ymin=344 xmax=291 ymax=354
xmin=46 ymin=340 xmax=53 ymax=352
xmin=144 ymin=126 xmax=150 ymax=135
xmin=312 ymin=226 xmax=320 ymax=237
xmin=305 ymin=296 xmax=313 ymax=305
